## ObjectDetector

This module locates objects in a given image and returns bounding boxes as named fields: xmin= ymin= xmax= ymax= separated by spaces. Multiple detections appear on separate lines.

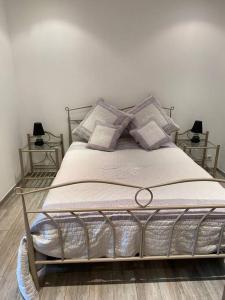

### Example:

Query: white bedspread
xmin=17 ymin=139 xmax=225 ymax=300
xmin=44 ymin=140 xmax=225 ymax=208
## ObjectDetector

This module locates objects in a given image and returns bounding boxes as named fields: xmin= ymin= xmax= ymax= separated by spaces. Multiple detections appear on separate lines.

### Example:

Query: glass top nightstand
xmin=175 ymin=130 xmax=220 ymax=177
xmin=19 ymin=132 xmax=64 ymax=187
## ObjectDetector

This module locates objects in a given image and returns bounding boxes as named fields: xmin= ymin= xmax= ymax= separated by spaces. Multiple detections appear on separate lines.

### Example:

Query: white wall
xmin=5 ymin=0 xmax=225 ymax=170
xmin=0 ymin=0 xmax=21 ymax=201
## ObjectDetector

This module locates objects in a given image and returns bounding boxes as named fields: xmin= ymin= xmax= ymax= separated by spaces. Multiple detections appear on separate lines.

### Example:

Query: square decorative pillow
xmin=73 ymin=99 xmax=133 ymax=141
xmin=128 ymin=96 xmax=179 ymax=135
xmin=87 ymin=122 xmax=123 ymax=151
xmin=130 ymin=119 xmax=171 ymax=150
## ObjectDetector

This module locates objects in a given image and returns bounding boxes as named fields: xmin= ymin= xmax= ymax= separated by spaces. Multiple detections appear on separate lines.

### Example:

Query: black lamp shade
xmin=191 ymin=121 xmax=202 ymax=134
xmin=33 ymin=122 xmax=45 ymax=136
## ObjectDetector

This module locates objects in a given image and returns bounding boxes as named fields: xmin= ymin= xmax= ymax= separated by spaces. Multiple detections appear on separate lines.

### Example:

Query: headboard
xmin=65 ymin=105 xmax=175 ymax=146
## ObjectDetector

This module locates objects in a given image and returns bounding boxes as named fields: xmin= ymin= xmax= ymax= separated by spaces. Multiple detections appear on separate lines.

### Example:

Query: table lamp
xmin=33 ymin=122 xmax=45 ymax=146
xmin=191 ymin=120 xmax=202 ymax=143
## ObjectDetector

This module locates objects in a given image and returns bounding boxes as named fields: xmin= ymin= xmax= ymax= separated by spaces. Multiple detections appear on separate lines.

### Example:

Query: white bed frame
xmin=16 ymin=104 xmax=225 ymax=291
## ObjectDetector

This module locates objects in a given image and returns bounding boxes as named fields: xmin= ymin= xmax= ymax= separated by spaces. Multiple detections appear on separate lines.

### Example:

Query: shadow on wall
xmin=5 ymin=0 xmax=225 ymax=52
xmin=5 ymin=0 xmax=225 ymax=107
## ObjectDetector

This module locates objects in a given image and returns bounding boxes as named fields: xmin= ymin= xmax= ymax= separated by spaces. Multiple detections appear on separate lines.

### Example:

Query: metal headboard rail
xmin=65 ymin=105 xmax=175 ymax=145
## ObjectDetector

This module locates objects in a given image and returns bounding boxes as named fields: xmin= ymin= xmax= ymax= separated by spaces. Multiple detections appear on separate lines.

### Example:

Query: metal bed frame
xmin=16 ymin=104 xmax=225 ymax=291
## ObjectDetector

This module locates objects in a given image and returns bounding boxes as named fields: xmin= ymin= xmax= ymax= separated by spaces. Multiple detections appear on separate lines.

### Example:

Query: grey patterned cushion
xmin=128 ymin=96 xmax=179 ymax=134
xmin=73 ymin=99 xmax=133 ymax=141
xmin=87 ymin=122 xmax=123 ymax=151
xmin=130 ymin=119 xmax=171 ymax=150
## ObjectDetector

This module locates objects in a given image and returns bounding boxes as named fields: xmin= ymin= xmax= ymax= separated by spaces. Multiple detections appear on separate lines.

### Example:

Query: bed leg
xmin=26 ymin=216 xmax=41 ymax=291
xmin=18 ymin=188 xmax=41 ymax=291
xmin=27 ymin=248 xmax=40 ymax=291
xmin=25 ymin=216 xmax=40 ymax=291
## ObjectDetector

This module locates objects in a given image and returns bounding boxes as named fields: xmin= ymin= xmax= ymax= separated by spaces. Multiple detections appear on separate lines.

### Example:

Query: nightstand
xmin=19 ymin=132 xmax=64 ymax=187
xmin=175 ymin=130 xmax=220 ymax=177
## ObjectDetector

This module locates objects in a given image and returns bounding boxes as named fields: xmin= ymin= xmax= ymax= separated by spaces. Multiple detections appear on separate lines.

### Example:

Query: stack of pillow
xmin=72 ymin=96 xmax=179 ymax=152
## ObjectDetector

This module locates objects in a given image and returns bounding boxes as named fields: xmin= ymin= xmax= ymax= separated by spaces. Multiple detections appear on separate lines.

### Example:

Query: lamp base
xmin=35 ymin=138 xmax=44 ymax=146
xmin=191 ymin=134 xmax=200 ymax=143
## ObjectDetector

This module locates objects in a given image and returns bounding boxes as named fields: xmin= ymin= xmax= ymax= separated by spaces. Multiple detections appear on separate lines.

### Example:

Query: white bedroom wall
xmin=4 ymin=0 xmax=225 ymax=170
xmin=0 ymin=0 xmax=21 ymax=201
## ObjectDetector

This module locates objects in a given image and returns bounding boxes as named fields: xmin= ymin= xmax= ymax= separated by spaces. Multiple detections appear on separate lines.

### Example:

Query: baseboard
xmin=0 ymin=176 xmax=23 ymax=205
xmin=0 ymin=183 xmax=17 ymax=205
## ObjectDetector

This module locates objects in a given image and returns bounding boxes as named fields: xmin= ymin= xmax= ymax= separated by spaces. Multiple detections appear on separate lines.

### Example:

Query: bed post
xmin=169 ymin=106 xmax=174 ymax=118
xmin=60 ymin=133 xmax=65 ymax=158
xmin=175 ymin=131 xmax=178 ymax=145
xmin=202 ymin=131 xmax=209 ymax=168
xmin=65 ymin=107 xmax=72 ymax=146
xmin=16 ymin=187 xmax=40 ymax=291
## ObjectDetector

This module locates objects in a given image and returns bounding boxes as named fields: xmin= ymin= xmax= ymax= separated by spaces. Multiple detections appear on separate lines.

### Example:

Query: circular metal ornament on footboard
xmin=135 ymin=188 xmax=153 ymax=208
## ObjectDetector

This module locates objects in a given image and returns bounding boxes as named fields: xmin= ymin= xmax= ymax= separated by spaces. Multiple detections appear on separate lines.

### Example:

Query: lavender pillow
xmin=130 ymin=119 xmax=171 ymax=151
xmin=128 ymin=96 xmax=179 ymax=135
xmin=73 ymin=99 xmax=133 ymax=141
xmin=87 ymin=122 xmax=123 ymax=151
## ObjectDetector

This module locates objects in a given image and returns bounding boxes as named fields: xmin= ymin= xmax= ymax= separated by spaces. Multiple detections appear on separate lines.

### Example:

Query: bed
xmin=16 ymin=104 xmax=225 ymax=300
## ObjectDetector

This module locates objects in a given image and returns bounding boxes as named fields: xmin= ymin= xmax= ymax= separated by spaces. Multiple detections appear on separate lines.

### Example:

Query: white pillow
xmin=128 ymin=96 xmax=179 ymax=135
xmin=87 ymin=122 xmax=123 ymax=151
xmin=130 ymin=119 xmax=171 ymax=150
xmin=73 ymin=99 xmax=133 ymax=141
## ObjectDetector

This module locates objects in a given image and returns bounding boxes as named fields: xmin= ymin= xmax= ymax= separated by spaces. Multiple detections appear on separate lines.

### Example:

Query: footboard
xmin=16 ymin=178 xmax=225 ymax=291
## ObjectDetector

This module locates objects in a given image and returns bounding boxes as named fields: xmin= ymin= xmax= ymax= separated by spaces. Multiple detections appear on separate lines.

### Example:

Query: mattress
xmin=17 ymin=139 xmax=225 ymax=300
xmin=44 ymin=139 xmax=225 ymax=209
